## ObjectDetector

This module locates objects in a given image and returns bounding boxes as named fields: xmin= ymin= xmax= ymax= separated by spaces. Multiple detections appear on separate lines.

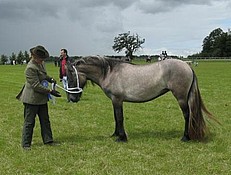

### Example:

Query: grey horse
xmin=66 ymin=56 xmax=218 ymax=142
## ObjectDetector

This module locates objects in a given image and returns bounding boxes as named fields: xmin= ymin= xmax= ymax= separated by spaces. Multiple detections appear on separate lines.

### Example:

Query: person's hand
xmin=51 ymin=78 xmax=57 ymax=84
xmin=50 ymin=90 xmax=61 ymax=97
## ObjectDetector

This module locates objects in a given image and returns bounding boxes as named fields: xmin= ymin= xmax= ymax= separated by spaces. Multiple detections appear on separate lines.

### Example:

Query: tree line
xmin=0 ymin=51 xmax=61 ymax=65
xmin=0 ymin=51 xmax=30 ymax=65
xmin=189 ymin=28 xmax=231 ymax=58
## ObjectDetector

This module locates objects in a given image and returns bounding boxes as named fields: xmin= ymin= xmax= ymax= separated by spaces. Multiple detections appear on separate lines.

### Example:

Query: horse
xmin=66 ymin=56 xmax=217 ymax=142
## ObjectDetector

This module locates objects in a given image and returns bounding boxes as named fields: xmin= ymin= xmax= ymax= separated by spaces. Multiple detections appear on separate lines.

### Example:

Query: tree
xmin=112 ymin=31 xmax=145 ymax=59
xmin=201 ymin=36 xmax=212 ymax=57
xmin=24 ymin=50 xmax=30 ymax=63
xmin=17 ymin=50 xmax=25 ymax=64
xmin=0 ymin=54 xmax=8 ymax=65
xmin=9 ymin=52 xmax=17 ymax=65
xmin=225 ymin=34 xmax=231 ymax=56
xmin=201 ymin=28 xmax=229 ymax=57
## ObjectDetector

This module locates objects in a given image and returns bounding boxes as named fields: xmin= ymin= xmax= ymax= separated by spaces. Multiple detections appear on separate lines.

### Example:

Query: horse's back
xmin=121 ymin=59 xmax=192 ymax=82
xmin=102 ymin=58 xmax=193 ymax=102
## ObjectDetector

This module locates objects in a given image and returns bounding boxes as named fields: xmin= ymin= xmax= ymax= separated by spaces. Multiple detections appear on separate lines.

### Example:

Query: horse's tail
xmin=187 ymin=70 xmax=219 ymax=141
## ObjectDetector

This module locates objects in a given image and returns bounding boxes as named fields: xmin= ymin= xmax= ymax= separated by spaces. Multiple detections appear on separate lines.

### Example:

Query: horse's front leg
xmin=111 ymin=101 xmax=127 ymax=142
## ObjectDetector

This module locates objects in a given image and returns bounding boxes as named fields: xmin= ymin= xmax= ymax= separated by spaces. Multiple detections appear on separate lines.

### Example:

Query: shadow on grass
xmin=129 ymin=129 xmax=217 ymax=143
xmin=52 ymin=129 xmax=183 ymax=145
xmin=128 ymin=129 xmax=183 ymax=141
xmin=47 ymin=129 xmax=216 ymax=145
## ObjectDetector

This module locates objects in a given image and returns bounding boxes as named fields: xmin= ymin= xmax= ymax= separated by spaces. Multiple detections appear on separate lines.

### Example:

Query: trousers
xmin=22 ymin=103 xmax=53 ymax=147
xmin=62 ymin=76 xmax=70 ymax=102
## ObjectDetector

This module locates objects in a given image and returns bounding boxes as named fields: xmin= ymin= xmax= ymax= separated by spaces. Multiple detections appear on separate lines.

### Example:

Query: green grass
xmin=0 ymin=60 xmax=231 ymax=174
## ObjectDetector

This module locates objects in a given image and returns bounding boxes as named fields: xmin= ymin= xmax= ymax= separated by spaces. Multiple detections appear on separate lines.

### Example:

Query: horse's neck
xmin=86 ymin=70 xmax=103 ymax=86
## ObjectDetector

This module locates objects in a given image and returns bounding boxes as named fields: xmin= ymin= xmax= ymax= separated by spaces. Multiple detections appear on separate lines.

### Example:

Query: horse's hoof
xmin=181 ymin=135 xmax=190 ymax=142
xmin=115 ymin=137 xmax=127 ymax=143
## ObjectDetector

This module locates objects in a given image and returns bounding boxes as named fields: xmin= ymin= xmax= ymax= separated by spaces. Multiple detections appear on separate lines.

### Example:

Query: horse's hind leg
xmin=171 ymin=75 xmax=192 ymax=141
xmin=178 ymin=100 xmax=190 ymax=142
xmin=111 ymin=112 xmax=119 ymax=137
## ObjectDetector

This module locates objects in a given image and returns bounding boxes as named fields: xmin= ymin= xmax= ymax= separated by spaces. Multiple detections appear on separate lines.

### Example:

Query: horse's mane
xmin=79 ymin=56 xmax=131 ymax=78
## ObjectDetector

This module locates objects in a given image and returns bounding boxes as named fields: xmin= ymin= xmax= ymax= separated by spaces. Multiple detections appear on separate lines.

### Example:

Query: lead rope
xmin=55 ymin=65 xmax=83 ymax=94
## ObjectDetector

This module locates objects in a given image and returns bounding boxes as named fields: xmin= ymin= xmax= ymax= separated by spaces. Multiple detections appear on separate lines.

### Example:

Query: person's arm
xmin=25 ymin=67 xmax=50 ymax=94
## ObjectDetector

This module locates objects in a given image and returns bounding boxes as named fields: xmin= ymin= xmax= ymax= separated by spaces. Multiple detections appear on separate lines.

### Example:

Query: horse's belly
xmin=105 ymin=64 xmax=166 ymax=102
xmin=123 ymin=80 xmax=166 ymax=102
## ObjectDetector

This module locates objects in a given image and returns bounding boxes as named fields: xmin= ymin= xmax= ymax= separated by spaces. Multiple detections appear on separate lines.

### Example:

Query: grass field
xmin=0 ymin=60 xmax=230 ymax=175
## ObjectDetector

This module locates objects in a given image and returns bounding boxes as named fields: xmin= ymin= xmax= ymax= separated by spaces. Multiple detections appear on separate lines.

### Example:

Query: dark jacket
xmin=16 ymin=59 xmax=52 ymax=105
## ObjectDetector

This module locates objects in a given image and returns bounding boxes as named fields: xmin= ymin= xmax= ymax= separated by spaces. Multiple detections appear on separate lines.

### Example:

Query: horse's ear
xmin=74 ymin=58 xmax=85 ymax=66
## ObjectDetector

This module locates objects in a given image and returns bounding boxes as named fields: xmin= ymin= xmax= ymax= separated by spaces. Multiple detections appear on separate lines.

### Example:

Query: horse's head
xmin=66 ymin=56 xmax=110 ymax=102
xmin=66 ymin=61 xmax=87 ymax=102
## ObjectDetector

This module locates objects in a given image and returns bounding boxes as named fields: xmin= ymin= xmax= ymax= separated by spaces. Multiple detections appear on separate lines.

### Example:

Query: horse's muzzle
xmin=69 ymin=93 xmax=82 ymax=103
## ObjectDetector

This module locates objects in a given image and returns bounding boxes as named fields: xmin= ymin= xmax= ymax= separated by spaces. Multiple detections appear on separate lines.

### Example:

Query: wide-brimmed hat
xmin=30 ymin=45 xmax=49 ymax=59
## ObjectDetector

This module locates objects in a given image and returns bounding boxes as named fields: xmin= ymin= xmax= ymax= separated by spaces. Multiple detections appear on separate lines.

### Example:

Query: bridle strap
xmin=55 ymin=84 xmax=82 ymax=94
xmin=55 ymin=65 xmax=83 ymax=94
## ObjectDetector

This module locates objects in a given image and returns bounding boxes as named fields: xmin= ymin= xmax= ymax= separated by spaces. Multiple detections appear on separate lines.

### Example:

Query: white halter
xmin=55 ymin=65 xmax=83 ymax=94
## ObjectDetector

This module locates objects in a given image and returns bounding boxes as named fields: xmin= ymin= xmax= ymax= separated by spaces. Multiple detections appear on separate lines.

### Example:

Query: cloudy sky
xmin=0 ymin=0 xmax=231 ymax=57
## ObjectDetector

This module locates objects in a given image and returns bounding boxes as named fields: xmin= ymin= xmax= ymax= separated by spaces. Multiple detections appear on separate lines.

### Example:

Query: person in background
xmin=59 ymin=48 xmax=72 ymax=102
xmin=16 ymin=45 xmax=61 ymax=150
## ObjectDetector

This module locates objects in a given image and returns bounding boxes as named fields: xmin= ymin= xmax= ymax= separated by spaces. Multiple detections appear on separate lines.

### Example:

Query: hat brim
xmin=30 ymin=46 xmax=49 ymax=59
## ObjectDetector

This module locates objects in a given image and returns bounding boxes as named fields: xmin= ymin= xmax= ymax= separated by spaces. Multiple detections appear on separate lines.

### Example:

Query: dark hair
xmin=61 ymin=48 xmax=68 ymax=55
